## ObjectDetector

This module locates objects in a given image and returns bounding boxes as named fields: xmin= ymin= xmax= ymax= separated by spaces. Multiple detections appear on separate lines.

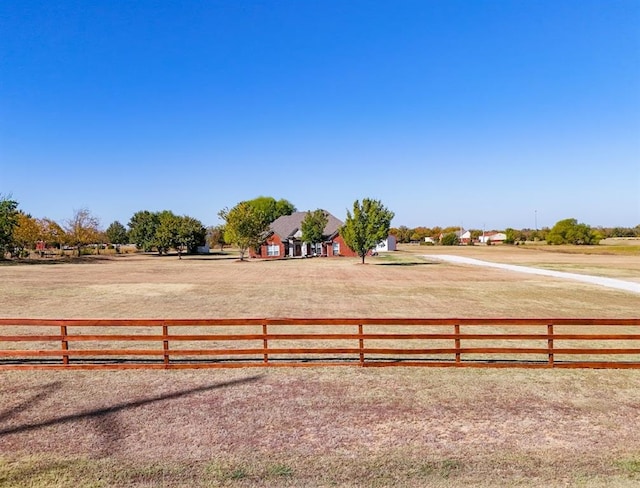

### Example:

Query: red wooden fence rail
xmin=0 ymin=318 xmax=639 ymax=370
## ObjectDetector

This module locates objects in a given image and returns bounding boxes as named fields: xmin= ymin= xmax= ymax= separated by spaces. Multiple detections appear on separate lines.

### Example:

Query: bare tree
xmin=65 ymin=208 xmax=101 ymax=256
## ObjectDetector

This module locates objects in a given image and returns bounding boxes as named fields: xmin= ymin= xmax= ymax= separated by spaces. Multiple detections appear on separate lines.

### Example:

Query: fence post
xmin=61 ymin=325 xmax=69 ymax=365
xmin=358 ymin=323 xmax=365 ymax=366
xmin=547 ymin=323 xmax=554 ymax=367
xmin=262 ymin=322 xmax=269 ymax=364
xmin=454 ymin=323 xmax=461 ymax=364
xmin=162 ymin=323 xmax=170 ymax=368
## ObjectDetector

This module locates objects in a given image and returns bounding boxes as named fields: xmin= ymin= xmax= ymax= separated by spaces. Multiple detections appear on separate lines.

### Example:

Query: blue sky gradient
xmin=1 ymin=0 xmax=639 ymax=230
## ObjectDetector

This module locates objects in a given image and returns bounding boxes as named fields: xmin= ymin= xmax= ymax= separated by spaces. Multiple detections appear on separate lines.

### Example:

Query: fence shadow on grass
xmin=0 ymin=375 xmax=264 ymax=459
xmin=0 ymin=256 xmax=114 ymax=266
xmin=0 ymin=259 xmax=72 ymax=266
xmin=0 ymin=382 xmax=62 ymax=423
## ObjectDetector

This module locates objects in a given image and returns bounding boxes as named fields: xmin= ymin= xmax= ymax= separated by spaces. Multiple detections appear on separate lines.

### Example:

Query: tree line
xmin=2 ymin=192 xmax=637 ymax=261
xmin=391 ymin=221 xmax=640 ymax=246
xmin=0 ymin=194 xmax=394 ymax=263
xmin=0 ymin=194 xmax=208 ymax=259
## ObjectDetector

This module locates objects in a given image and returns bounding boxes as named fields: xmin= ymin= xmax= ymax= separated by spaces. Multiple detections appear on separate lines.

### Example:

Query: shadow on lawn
xmin=0 ymin=375 xmax=263 ymax=460
xmin=375 ymin=261 xmax=440 ymax=266
xmin=0 ymin=256 xmax=113 ymax=266
xmin=0 ymin=382 xmax=62 ymax=423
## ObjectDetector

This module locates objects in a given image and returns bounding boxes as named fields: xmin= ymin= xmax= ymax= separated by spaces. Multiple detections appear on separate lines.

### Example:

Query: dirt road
xmin=423 ymin=254 xmax=640 ymax=294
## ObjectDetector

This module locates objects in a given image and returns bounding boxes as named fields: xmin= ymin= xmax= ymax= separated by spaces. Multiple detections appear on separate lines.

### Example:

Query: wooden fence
xmin=1 ymin=318 xmax=639 ymax=370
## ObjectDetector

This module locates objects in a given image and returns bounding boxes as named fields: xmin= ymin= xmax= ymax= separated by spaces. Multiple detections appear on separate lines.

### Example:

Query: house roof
xmin=270 ymin=211 xmax=343 ymax=240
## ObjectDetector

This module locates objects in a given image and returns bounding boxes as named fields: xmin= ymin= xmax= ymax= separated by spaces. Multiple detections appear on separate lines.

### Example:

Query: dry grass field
xmin=1 ymin=246 xmax=639 ymax=487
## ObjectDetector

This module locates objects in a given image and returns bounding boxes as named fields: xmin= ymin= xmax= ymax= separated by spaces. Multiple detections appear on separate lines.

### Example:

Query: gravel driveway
xmin=423 ymin=254 xmax=640 ymax=294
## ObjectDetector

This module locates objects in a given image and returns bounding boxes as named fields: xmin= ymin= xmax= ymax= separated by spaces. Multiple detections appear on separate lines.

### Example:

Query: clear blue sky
xmin=1 ymin=0 xmax=639 ymax=230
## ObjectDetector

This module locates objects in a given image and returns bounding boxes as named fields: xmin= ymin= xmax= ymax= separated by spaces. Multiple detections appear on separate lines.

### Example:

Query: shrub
xmin=441 ymin=233 xmax=460 ymax=246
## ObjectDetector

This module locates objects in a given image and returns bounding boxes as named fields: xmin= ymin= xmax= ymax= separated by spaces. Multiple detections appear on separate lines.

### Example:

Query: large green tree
xmin=176 ymin=215 xmax=206 ymax=256
xmin=105 ymin=221 xmax=129 ymax=246
xmin=128 ymin=210 xmax=160 ymax=252
xmin=547 ymin=218 xmax=601 ymax=245
xmin=340 ymin=198 xmax=394 ymax=264
xmin=504 ymin=228 xmax=517 ymax=245
xmin=155 ymin=210 xmax=180 ymax=255
xmin=301 ymin=209 xmax=328 ymax=254
xmin=245 ymin=196 xmax=296 ymax=227
xmin=218 ymin=202 xmax=269 ymax=261
xmin=128 ymin=210 xmax=205 ymax=256
xmin=0 ymin=196 xmax=19 ymax=257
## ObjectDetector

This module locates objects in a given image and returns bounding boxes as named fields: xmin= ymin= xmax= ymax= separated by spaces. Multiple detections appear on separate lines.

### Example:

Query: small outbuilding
xmin=375 ymin=235 xmax=397 ymax=252
xmin=478 ymin=232 xmax=507 ymax=244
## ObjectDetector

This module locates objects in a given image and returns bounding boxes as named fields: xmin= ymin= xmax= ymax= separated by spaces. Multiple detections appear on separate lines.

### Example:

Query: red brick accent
xmin=328 ymin=235 xmax=358 ymax=257
xmin=250 ymin=234 xmax=285 ymax=258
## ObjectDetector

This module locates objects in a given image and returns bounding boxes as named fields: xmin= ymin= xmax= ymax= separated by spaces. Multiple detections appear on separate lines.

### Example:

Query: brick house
xmin=250 ymin=211 xmax=358 ymax=258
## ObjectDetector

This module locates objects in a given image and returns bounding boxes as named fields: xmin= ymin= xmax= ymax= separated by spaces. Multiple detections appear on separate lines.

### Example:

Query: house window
xmin=332 ymin=242 xmax=340 ymax=255
xmin=267 ymin=244 xmax=279 ymax=257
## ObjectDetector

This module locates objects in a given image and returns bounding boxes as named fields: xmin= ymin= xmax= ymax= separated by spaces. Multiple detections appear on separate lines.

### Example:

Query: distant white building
xmin=479 ymin=232 xmax=507 ymax=244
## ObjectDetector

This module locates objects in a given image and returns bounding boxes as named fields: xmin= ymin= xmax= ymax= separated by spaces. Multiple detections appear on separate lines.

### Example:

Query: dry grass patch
xmin=0 ymin=251 xmax=638 ymax=318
